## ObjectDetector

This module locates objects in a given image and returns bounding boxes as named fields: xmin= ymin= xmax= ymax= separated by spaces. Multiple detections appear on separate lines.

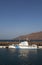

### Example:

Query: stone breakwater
xmin=0 ymin=46 xmax=7 ymax=48
xmin=0 ymin=41 xmax=42 ymax=45
xmin=0 ymin=42 xmax=19 ymax=48
xmin=0 ymin=42 xmax=19 ymax=45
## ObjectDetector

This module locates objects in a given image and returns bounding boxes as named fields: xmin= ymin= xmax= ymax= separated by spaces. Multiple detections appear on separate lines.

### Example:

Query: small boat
xmin=8 ymin=44 xmax=16 ymax=48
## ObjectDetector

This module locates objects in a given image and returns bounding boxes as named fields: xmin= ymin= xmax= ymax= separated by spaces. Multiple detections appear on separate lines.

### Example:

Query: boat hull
xmin=8 ymin=46 xmax=15 ymax=48
xmin=16 ymin=46 xmax=37 ymax=49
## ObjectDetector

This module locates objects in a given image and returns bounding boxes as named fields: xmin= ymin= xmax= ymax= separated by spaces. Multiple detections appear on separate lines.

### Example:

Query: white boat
xmin=18 ymin=41 xmax=37 ymax=49
xmin=8 ymin=41 xmax=37 ymax=49
xmin=8 ymin=44 xmax=16 ymax=48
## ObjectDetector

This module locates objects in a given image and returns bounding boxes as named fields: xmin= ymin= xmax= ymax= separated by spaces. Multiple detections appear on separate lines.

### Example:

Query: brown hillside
xmin=14 ymin=31 xmax=42 ymax=40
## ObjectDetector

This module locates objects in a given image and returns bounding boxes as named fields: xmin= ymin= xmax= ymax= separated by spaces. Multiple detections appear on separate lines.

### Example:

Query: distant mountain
xmin=14 ymin=31 xmax=42 ymax=40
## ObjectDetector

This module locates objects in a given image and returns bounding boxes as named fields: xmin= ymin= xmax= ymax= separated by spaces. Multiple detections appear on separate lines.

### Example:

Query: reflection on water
xmin=7 ymin=49 xmax=37 ymax=59
xmin=8 ymin=48 xmax=16 ymax=53
xmin=0 ymin=49 xmax=40 ymax=65
xmin=18 ymin=49 xmax=37 ymax=59
xmin=18 ymin=49 xmax=28 ymax=59
xmin=18 ymin=49 xmax=37 ymax=65
xmin=28 ymin=49 xmax=37 ymax=54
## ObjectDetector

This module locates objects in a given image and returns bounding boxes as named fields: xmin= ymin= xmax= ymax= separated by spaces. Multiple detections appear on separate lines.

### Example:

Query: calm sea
xmin=0 ymin=49 xmax=42 ymax=65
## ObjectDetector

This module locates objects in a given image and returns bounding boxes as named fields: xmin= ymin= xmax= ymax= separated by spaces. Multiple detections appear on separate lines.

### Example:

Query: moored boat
xmin=8 ymin=44 xmax=16 ymax=48
xmin=18 ymin=41 xmax=37 ymax=49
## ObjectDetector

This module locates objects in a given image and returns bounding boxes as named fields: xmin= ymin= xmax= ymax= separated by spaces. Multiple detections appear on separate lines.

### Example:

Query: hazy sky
xmin=0 ymin=0 xmax=42 ymax=39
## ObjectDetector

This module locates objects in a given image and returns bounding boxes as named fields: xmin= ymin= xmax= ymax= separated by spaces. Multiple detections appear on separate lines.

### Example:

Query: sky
xmin=0 ymin=0 xmax=42 ymax=39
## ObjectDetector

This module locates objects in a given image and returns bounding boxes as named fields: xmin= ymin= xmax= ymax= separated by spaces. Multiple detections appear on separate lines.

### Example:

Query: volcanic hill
xmin=14 ymin=31 xmax=42 ymax=40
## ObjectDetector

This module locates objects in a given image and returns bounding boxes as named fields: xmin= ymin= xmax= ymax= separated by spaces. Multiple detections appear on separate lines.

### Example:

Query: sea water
xmin=0 ymin=49 xmax=42 ymax=65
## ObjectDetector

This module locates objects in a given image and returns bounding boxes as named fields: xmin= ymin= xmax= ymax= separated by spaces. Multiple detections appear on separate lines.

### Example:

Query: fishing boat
xmin=18 ymin=41 xmax=37 ymax=49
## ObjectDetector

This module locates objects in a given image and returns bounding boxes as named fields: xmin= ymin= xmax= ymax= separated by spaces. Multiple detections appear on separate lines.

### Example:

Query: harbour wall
xmin=0 ymin=41 xmax=42 ymax=45
xmin=0 ymin=46 xmax=8 ymax=48
xmin=38 ymin=46 xmax=42 ymax=48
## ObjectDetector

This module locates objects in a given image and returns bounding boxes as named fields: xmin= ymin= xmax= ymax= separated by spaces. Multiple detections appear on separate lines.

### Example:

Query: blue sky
xmin=0 ymin=0 xmax=42 ymax=39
